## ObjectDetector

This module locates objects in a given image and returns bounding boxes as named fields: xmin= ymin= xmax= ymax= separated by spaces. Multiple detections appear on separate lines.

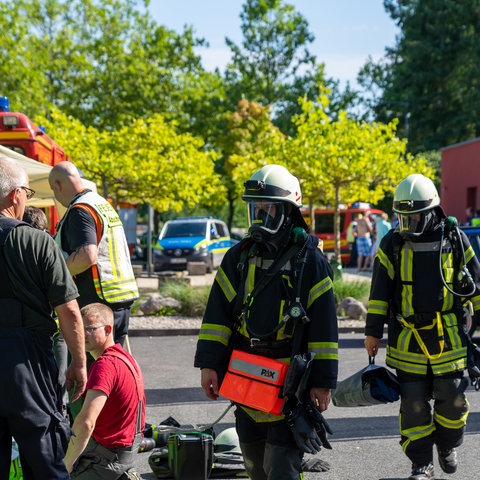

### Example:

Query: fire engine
xmin=0 ymin=96 xmax=68 ymax=233
xmin=302 ymin=203 xmax=385 ymax=265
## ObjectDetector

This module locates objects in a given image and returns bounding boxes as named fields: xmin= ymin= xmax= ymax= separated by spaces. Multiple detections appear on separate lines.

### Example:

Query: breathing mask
xmin=247 ymin=201 xmax=287 ymax=243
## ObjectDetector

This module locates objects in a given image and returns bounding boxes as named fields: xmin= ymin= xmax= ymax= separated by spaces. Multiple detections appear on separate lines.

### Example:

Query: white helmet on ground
xmin=214 ymin=427 xmax=242 ymax=455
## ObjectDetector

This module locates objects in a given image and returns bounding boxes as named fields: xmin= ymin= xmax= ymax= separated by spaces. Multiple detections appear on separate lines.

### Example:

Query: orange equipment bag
xmin=219 ymin=349 xmax=289 ymax=415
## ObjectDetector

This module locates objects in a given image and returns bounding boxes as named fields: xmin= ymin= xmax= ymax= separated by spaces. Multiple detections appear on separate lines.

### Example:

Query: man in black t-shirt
xmin=0 ymin=156 xmax=87 ymax=480
xmin=49 ymin=161 xmax=138 ymax=346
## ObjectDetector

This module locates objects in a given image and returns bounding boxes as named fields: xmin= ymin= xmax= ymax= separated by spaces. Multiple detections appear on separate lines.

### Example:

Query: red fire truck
xmin=302 ymin=203 xmax=386 ymax=265
xmin=0 ymin=96 xmax=68 ymax=233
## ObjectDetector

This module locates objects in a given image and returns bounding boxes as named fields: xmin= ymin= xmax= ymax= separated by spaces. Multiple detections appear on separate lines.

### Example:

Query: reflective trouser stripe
xmin=400 ymin=413 xmax=436 ymax=454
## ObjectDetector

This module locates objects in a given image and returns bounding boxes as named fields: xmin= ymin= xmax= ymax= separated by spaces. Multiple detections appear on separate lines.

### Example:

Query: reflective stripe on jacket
xmin=195 ymin=235 xmax=339 ymax=422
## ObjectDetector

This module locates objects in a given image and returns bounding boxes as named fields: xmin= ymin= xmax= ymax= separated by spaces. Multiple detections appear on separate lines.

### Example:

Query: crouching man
xmin=64 ymin=303 xmax=145 ymax=479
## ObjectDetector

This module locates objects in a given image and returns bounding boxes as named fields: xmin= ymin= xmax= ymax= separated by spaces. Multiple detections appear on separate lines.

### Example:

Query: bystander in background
xmin=356 ymin=213 xmax=373 ymax=272
xmin=22 ymin=205 xmax=48 ymax=231
xmin=49 ymin=161 xmax=139 ymax=346
xmin=346 ymin=214 xmax=358 ymax=268
xmin=369 ymin=212 xmax=392 ymax=267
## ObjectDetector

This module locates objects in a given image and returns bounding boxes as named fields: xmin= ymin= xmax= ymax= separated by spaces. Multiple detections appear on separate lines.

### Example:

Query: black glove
xmin=466 ymin=337 xmax=480 ymax=390
xmin=285 ymin=404 xmax=322 ymax=454
xmin=304 ymin=400 xmax=333 ymax=450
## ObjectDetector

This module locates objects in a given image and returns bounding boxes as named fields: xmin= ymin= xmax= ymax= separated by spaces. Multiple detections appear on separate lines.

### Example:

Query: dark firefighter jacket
xmin=365 ymin=225 xmax=480 ymax=376
xmin=194 ymin=234 xmax=339 ymax=422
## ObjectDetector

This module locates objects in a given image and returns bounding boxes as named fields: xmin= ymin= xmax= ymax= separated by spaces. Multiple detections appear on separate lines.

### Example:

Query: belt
xmin=401 ymin=310 xmax=460 ymax=327
xmin=235 ymin=336 xmax=292 ymax=358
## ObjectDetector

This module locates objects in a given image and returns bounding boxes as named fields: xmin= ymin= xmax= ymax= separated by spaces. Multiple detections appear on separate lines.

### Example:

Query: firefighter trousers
xmin=235 ymin=407 xmax=303 ymax=480
xmin=397 ymin=370 xmax=468 ymax=465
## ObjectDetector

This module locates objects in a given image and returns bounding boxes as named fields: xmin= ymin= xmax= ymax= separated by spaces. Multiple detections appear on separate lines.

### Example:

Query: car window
xmin=161 ymin=222 xmax=207 ymax=238
xmin=215 ymin=222 xmax=227 ymax=237
xmin=313 ymin=213 xmax=345 ymax=234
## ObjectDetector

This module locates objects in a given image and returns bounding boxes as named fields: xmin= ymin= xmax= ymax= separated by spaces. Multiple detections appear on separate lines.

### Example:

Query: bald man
xmin=0 ymin=156 xmax=86 ymax=479
xmin=49 ymin=161 xmax=139 ymax=346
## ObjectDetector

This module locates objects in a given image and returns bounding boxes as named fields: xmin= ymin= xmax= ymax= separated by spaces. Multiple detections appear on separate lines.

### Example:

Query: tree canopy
xmin=359 ymin=0 xmax=480 ymax=153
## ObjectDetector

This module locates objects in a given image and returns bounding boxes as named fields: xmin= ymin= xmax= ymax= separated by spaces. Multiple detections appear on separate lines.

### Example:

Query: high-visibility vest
xmin=56 ymin=190 xmax=139 ymax=304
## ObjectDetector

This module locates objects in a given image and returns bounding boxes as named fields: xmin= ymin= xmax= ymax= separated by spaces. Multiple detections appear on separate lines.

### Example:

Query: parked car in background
xmin=301 ymin=203 xmax=386 ymax=265
xmin=153 ymin=216 xmax=230 ymax=272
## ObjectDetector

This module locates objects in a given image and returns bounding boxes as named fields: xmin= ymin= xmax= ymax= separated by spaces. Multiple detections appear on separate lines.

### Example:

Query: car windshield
xmin=161 ymin=222 xmax=207 ymax=239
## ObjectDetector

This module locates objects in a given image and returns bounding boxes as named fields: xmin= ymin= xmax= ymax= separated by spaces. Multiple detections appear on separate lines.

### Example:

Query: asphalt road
xmin=130 ymin=333 xmax=480 ymax=480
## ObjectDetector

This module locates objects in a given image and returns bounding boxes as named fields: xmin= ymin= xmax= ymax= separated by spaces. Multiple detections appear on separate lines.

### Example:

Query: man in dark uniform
xmin=195 ymin=164 xmax=338 ymax=480
xmin=0 ymin=156 xmax=87 ymax=479
xmin=365 ymin=174 xmax=480 ymax=480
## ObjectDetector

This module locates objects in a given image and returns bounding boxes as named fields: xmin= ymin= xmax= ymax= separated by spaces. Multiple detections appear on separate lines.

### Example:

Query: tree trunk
xmin=334 ymin=185 xmax=341 ymax=262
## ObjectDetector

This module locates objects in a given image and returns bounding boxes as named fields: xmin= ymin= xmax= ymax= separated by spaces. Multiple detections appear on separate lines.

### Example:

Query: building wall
xmin=441 ymin=138 xmax=480 ymax=224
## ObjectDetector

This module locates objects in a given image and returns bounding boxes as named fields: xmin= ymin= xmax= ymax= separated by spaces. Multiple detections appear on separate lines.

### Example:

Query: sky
xmin=147 ymin=1 xmax=399 ymax=88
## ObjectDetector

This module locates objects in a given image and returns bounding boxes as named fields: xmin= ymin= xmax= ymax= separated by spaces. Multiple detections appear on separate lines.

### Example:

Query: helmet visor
xmin=247 ymin=201 xmax=285 ymax=235
xmin=398 ymin=212 xmax=426 ymax=236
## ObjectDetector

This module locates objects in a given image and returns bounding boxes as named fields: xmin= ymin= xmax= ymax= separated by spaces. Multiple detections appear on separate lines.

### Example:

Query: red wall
xmin=441 ymin=138 xmax=480 ymax=225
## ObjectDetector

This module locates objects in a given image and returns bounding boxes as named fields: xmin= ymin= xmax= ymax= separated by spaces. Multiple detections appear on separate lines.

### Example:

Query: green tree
xmin=359 ymin=0 xmax=480 ymax=153
xmin=223 ymin=0 xmax=353 ymax=136
xmin=0 ymin=0 xmax=221 ymax=137
xmin=216 ymin=99 xmax=285 ymax=229
xmin=287 ymin=95 xmax=434 ymax=261
xmin=38 ymin=109 xmax=224 ymax=214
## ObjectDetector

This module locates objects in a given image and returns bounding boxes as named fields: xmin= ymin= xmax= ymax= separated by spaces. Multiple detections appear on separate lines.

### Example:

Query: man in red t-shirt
xmin=64 ymin=303 xmax=145 ymax=479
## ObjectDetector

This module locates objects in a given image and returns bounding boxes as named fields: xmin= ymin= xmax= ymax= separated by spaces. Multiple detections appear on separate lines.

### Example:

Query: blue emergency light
xmin=0 ymin=96 xmax=10 ymax=112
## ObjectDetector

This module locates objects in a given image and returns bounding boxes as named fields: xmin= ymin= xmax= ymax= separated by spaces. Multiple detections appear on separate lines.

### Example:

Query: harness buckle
xmin=250 ymin=337 xmax=260 ymax=348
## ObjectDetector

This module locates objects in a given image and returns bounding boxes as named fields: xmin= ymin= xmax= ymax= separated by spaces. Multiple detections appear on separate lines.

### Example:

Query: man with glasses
xmin=0 ymin=156 xmax=87 ymax=479
xmin=65 ymin=303 xmax=145 ymax=480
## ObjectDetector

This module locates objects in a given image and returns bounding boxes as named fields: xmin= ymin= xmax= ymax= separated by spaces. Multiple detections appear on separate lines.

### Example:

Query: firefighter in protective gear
xmin=195 ymin=164 xmax=338 ymax=480
xmin=365 ymin=174 xmax=480 ymax=480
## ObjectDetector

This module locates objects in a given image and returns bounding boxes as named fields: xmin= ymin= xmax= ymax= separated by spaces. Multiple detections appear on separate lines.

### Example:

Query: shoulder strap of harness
xmin=104 ymin=349 xmax=144 ymax=434
xmin=239 ymin=236 xmax=310 ymax=341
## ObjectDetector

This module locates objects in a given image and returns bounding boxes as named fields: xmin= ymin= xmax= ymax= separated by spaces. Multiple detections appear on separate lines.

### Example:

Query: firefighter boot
xmin=437 ymin=447 xmax=457 ymax=474
xmin=408 ymin=462 xmax=434 ymax=480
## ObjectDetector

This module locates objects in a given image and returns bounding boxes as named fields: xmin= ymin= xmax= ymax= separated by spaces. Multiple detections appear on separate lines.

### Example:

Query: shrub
xmin=133 ymin=277 xmax=370 ymax=318
xmin=158 ymin=280 xmax=211 ymax=317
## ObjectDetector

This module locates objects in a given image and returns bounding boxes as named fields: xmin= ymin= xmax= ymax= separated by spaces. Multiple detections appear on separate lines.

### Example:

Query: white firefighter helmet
xmin=242 ymin=165 xmax=303 ymax=242
xmin=393 ymin=174 xmax=440 ymax=236
xmin=214 ymin=427 xmax=242 ymax=455
xmin=242 ymin=164 xmax=302 ymax=207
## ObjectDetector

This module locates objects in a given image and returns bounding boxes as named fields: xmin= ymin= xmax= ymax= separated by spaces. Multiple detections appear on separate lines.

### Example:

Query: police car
xmin=153 ymin=217 xmax=231 ymax=272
